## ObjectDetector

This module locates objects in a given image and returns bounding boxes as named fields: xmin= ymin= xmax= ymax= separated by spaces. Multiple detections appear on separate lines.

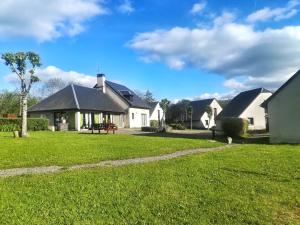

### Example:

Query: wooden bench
xmin=92 ymin=123 xmax=118 ymax=134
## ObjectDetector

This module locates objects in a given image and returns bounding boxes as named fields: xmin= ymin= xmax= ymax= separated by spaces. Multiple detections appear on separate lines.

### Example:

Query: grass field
xmin=0 ymin=131 xmax=222 ymax=169
xmin=0 ymin=143 xmax=299 ymax=224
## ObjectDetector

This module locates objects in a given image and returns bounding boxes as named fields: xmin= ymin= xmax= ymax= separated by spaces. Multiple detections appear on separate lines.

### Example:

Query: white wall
xmin=128 ymin=108 xmax=150 ymax=128
xmin=200 ymin=99 xmax=223 ymax=129
xmin=150 ymin=103 xmax=165 ymax=122
xmin=268 ymin=74 xmax=300 ymax=143
xmin=240 ymin=92 xmax=272 ymax=130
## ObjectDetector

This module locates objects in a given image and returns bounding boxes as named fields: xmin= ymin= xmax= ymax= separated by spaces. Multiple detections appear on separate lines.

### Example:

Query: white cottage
xmin=216 ymin=88 xmax=272 ymax=130
xmin=187 ymin=98 xmax=222 ymax=129
xmin=149 ymin=102 xmax=164 ymax=125
xmin=265 ymin=70 xmax=300 ymax=143
xmin=29 ymin=74 xmax=151 ymax=131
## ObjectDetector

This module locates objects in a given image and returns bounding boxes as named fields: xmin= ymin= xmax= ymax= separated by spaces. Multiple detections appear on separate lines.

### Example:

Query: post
xmin=75 ymin=112 xmax=81 ymax=131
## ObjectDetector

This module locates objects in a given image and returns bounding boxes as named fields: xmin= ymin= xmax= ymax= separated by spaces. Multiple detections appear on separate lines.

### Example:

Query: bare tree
xmin=42 ymin=78 xmax=67 ymax=97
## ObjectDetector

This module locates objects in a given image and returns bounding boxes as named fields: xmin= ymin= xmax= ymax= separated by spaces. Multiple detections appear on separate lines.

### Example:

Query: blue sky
xmin=1 ymin=0 xmax=300 ymax=101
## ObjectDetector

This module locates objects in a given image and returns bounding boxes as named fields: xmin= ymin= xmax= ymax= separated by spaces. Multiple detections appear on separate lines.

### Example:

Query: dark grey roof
xmin=105 ymin=81 xmax=150 ymax=109
xmin=190 ymin=99 xmax=215 ymax=120
xmin=149 ymin=101 xmax=159 ymax=114
xmin=29 ymin=84 xmax=124 ymax=113
xmin=217 ymin=88 xmax=271 ymax=119
xmin=264 ymin=70 xmax=300 ymax=106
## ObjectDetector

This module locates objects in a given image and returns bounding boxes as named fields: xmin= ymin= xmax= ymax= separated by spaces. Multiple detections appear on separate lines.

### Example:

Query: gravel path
xmin=0 ymin=145 xmax=235 ymax=178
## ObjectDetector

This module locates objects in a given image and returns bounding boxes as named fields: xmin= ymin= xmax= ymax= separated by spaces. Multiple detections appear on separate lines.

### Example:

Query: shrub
xmin=141 ymin=126 xmax=168 ymax=133
xmin=221 ymin=117 xmax=248 ymax=137
xmin=0 ymin=118 xmax=48 ymax=132
xmin=169 ymin=123 xmax=186 ymax=130
xmin=27 ymin=118 xmax=49 ymax=131
xmin=150 ymin=120 xmax=159 ymax=127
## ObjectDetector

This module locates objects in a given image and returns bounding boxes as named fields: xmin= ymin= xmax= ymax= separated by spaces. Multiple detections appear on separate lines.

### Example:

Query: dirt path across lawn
xmin=0 ymin=145 xmax=236 ymax=178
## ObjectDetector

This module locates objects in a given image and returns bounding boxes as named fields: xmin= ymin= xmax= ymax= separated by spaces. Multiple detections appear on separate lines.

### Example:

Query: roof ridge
xmin=71 ymin=84 xmax=80 ymax=109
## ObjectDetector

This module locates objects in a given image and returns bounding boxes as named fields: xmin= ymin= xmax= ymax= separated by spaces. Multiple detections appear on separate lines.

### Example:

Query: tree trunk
xmin=21 ymin=93 xmax=28 ymax=137
xmin=19 ymin=92 xmax=22 ymax=116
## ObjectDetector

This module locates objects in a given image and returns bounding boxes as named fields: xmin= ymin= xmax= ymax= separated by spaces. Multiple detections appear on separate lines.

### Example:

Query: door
xmin=141 ymin=114 xmax=147 ymax=127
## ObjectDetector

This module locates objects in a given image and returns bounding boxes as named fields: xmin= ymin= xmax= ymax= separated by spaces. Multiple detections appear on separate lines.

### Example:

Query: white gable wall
xmin=200 ymin=99 xmax=223 ymax=129
xmin=150 ymin=103 xmax=164 ymax=122
xmin=268 ymin=74 xmax=300 ymax=143
xmin=240 ymin=92 xmax=272 ymax=130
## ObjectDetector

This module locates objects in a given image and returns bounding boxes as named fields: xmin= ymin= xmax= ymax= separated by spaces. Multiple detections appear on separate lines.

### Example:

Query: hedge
xmin=221 ymin=117 xmax=248 ymax=137
xmin=141 ymin=126 xmax=171 ymax=133
xmin=169 ymin=123 xmax=186 ymax=130
xmin=0 ymin=118 xmax=49 ymax=132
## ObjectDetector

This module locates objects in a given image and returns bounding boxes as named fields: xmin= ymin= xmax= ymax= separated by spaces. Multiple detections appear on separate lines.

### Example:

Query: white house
xmin=265 ymin=70 xmax=300 ymax=143
xmin=216 ymin=88 xmax=272 ymax=130
xmin=28 ymin=74 xmax=151 ymax=131
xmin=149 ymin=101 xmax=164 ymax=125
xmin=187 ymin=98 xmax=222 ymax=129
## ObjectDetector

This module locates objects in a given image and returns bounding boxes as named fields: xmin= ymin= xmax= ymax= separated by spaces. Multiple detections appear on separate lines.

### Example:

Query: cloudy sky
xmin=1 ymin=0 xmax=300 ymax=101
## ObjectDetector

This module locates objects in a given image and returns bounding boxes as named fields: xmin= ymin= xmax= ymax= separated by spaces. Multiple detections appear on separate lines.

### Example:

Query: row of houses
xmin=186 ymin=70 xmax=300 ymax=144
xmin=29 ymin=70 xmax=300 ymax=143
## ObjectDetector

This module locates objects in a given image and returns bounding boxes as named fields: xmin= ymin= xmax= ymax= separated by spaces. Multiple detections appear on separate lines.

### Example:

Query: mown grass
xmin=0 ymin=131 xmax=222 ymax=169
xmin=0 ymin=144 xmax=299 ymax=224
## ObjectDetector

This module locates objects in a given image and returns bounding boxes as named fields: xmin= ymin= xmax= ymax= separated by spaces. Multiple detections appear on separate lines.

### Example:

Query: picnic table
xmin=92 ymin=123 xmax=118 ymax=134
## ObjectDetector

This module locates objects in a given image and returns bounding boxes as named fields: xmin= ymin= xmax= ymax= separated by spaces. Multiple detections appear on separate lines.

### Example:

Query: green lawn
xmin=0 ymin=144 xmax=299 ymax=224
xmin=0 ymin=131 xmax=222 ymax=169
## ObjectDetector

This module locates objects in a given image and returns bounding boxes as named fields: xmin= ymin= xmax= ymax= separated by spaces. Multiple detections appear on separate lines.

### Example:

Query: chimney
xmin=97 ymin=73 xmax=106 ymax=93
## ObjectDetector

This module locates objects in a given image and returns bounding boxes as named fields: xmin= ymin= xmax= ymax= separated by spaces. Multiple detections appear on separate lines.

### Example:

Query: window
xmin=132 ymin=113 xmax=135 ymax=120
xmin=248 ymin=117 xmax=254 ymax=125
xmin=213 ymin=108 xmax=217 ymax=117
xmin=205 ymin=120 xmax=209 ymax=126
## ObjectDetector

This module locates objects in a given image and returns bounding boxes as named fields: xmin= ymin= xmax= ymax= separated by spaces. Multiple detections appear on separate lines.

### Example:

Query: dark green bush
xmin=27 ymin=118 xmax=49 ymax=131
xmin=169 ymin=123 xmax=186 ymax=130
xmin=150 ymin=120 xmax=159 ymax=127
xmin=141 ymin=126 xmax=168 ymax=133
xmin=221 ymin=117 xmax=248 ymax=137
xmin=0 ymin=118 xmax=48 ymax=132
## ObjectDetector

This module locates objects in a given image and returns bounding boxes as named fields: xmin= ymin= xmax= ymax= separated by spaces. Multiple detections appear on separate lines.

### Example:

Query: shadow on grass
xmin=133 ymin=132 xmax=271 ymax=145
xmin=76 ymin=130 xmax=271 ymax=145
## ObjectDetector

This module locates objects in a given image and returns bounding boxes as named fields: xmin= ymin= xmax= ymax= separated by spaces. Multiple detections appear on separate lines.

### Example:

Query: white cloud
xmin=213 ymin=12 xmax=236 ymax=26
xmin=0 ymin=0 xmax=107 ymax=42
xmin=176 ymin=90 xmax=237 ymax=102
xmin=223 ymin=79 xmax=246 ymax=89
xmin=5 ymin=66 xmax=96 ymax=87
xmin=128 ymin=20 xmax=300 ymax=90
xmin=247 ymin=0 xmax=299 ymax=23
xmin=190 ymin=1 xmax=206 ymax=15
xmin=117 ymin=0 xmax=135 ymax=14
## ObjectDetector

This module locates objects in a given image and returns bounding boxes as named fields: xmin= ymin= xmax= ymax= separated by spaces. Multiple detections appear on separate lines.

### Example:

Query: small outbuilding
xmin=187 ymin=98 xmax=222 ymax=129
xmin=264 ymin=70 xmax=300 ymax=143
xmin=216 ymin=88 xmax=272 ymax=130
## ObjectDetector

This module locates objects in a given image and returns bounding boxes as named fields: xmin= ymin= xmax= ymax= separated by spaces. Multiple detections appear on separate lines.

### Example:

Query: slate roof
xmin=28 ymin=84 xmax=124 ymax=113
xmin=190 ymin=99 xmax=215 ymax=120
xmin=216 ymin=88 xmax=271 ymax=119
xmin=105 ymin=81 xmax=150 ymax=109
xmin=149 ymin=101 xmax=159 ymax=115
